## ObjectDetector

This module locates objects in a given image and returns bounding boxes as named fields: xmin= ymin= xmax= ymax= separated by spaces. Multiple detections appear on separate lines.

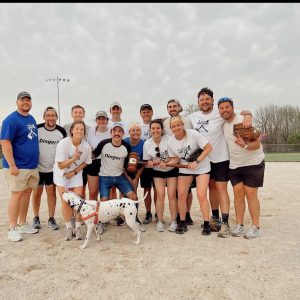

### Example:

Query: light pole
xmin=46 ymin=77 xmax=70 ymax=125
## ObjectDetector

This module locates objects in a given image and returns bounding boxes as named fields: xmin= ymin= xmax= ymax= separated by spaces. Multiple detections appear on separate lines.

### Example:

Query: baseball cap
xmin=110 ymin=101 xmax=122 ymax=109
xmin=140 ymin=104 xmax=153 ymax=112
xmin=217 ymin=97 xmax=233 ymax=107
xmin=111 ymin=122 xmax=124 ymax=131
xmin=43 ymin=106 xmax=58 ymax=117
xmin=17 ymin=91 xmax=31 ymax=100
xmin=95 ymin=111 xmax=108 ymax=119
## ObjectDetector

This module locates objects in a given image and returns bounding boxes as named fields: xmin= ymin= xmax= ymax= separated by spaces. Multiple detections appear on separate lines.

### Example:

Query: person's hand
xmin=73 ymin=148 xmax=82 ymax=161
xmin=188 ymin=161 xmax=198 ymax=169
xmin=234 ymin=134 xmax=247 ymax=149
xmin=10 ymin=165 xmax=19 ymax=176
xmin=147 ymin=160 xmax=154 ymax=167
xmin=64 ymin=171 xmax=75 ymax=179
xmin=159 ymin=162 xmax=167 ymax=169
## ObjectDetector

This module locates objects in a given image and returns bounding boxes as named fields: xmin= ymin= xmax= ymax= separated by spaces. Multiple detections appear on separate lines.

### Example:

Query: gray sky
xmin=1 ymin=3 xmax=299 ymax=126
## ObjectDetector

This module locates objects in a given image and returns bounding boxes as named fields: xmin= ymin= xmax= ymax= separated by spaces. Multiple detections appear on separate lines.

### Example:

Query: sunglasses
xmin=155 ymin=146 xmax=160 ymax=158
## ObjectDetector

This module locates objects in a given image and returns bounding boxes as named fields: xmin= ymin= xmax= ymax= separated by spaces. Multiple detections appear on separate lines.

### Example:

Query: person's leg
xmin=208 ymin=179 xmax=220 ymax=219
xmin=45 ymin=184 xmax=56 ymax=218
xmin=153 ymin=178 xmax=166 ymax=222
xmin=177 ymin=176 xmax=193 ymax=221
xmin=87 ymin=175 xmax=99 ymax=200
xmin=166 ymin=177 xmax=177 ymax=222
xmin=245 ymin=186 xmax=260 ymax=228
xmin=215 ymin=181 xmax=230 ymax=220
xmin=18 ymin=188 xmax=33 ymax=226
xmin=8 ymin=192 xmax=23 ymax=229
xmin=32 ymin=186 xmax=43 ymax=218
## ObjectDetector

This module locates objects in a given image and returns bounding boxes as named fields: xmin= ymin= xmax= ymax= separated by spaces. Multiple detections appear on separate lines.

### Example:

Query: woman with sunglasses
xmin=53 ymin=120 xmax=92 ymax=241
xmin=167 ymin=116 xmax=212 ymax=235
xmin=143 ymin=119 xmax=178 ymax=232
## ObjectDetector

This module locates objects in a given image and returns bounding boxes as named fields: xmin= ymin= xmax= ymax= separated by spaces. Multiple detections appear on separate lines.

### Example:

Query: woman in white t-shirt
xmin=143 ymin=119 xmax=178 ymax=233
xmin=53 ymin=120 xmax=92 ymax=241
xmin=167 ymin=116 xmax=212 ymax=235
xmin=86 ymin=111 xmax=111 ymax=200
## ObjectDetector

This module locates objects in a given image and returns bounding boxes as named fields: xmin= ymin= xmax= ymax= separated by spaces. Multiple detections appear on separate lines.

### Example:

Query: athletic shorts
xmin=140 ymin=167 xmax=154 ymax=189
xmin=153 ymin=168 xmax=178 ymax=179
xmin=86 ymin=159 xmax=101 ymax=176
xmin=229 ymin=160 xmax=265 ymax=188
xmin=4 ymin=168 xmax=39 ymax=192
xmin=99 ymin=175 xmax=133 ymax=199
xmin=210 ymin=160 xmax=229 ymax=182
xmin=82 ymin=165 xmax=88 ymax=186
xmin=38 ymin=172 xmax=54 ymax=186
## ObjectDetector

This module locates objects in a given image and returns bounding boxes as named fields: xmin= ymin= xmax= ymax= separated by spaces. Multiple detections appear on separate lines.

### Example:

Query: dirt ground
xmin=0 ymin=162 xmax=299 ymax=300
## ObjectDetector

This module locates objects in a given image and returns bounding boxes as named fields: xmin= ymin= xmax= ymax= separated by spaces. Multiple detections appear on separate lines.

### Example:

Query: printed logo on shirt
xmin=39 ymin=138 xmax=60 ymax=145
xmin=27 ymin=124 xmax=37 ymax=140
xmin=104 ymin=153 xmax=127 ymax=161
xmin=195 ymin=120 xmax=209 ymax=133
xmin=178 ymin=145 xmax=192 ymax=161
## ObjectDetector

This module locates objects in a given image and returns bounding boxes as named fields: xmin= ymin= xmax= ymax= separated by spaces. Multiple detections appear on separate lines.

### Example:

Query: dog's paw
xmin=133 ymin=241 xmax=140 ymax=245
xmin=96 ymin=236 xmax=101 ymax=242
xmin=79 ymin=245 xmax=86 ymax=250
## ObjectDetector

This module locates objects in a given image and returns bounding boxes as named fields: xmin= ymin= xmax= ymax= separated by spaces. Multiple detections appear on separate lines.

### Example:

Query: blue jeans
xmin=99 ymin=175 xmax=133 ymax=199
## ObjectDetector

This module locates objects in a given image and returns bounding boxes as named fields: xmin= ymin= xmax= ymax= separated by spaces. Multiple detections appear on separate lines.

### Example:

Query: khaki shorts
xmin=3 ymin=168 xmax=39 ymax=192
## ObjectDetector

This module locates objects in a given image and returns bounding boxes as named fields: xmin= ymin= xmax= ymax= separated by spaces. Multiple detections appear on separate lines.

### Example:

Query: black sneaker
xmin=32 ymin=216 xmax=41 ymax=229
xmin=48 ymin=217 xmax=59 ymax=230
xmin=202 ymin=226 xmax=211 ymax=235
xmin=116 ymin=216 xmax=125 ymax=226
xmin=201 ymin=216 xmax=221 ymax=232
xmin=143 ymin=212 xmax=152 ymax=224
xmin=176 ymin=221 xmax=188 ymax=234
xmin=185 ymin=212 xmax=194 ymax=225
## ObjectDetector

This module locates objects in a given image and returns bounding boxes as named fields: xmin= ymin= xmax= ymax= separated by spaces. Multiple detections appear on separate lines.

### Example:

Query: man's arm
xmin=240 ymin=110 xmax=253 ymax=128
xmin=0 ymin=140 xmax=19 ymax=175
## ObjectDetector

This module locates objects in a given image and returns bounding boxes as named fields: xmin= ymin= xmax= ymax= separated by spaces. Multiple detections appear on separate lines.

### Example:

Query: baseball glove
xmin=233 ymin=123 xmax=260 ymax=142
xmin=186 ymin=148 xmax=203 ymax=162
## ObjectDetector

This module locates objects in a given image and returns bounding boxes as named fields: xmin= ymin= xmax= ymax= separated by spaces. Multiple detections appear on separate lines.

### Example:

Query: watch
xmin=196 ymin=158 xmax=201 ymax=164
xmin=74 ymin=170 xmax=78 ymax=175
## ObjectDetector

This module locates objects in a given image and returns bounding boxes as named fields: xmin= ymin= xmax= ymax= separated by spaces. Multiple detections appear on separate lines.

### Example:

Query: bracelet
xmin=9 ymin=164 xmax=16 ymax=168
xmin=244 ymin=144 xmax=248 ymax=150
xmin=74 ymin=170 xmax=78 ymax=175
xmin=196 ymin=158 xmax=201 ymax=164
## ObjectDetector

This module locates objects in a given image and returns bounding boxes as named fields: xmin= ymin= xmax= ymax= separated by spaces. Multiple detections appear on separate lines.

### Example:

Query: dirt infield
xmin=1 ymin=162 xmax=299 ymax=299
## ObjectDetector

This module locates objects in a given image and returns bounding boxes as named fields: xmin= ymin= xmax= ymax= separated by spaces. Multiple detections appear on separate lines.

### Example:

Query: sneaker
xmin=244 ymin=225 xmax=260 ymax=239
xmin=75 ymin=227 xmax=84 ymax=240
xmin=218 ymin=222 xmax=230 ymax=238
xmin=32 ymin=216 xmax=41 ymax=229
xmin=8 ymin=227 xmax=23 ymax=242
xmin=142 ymin=212 xmax=152 ymax=224
xmin=48 ymin=217 xmax=59 ymax=230
xmin=96 ymin=222 xmax=104 ymax=235
xmin=156 ymin=221 xmax=165 ymax=232
xmin=168 ymin=221 xmax=177 ymax=232
xmin=176 ymin=221 xmax=188 ymax=234
xmin=209 ymin=217 xmax=221 ymax=232
xmin=231 ymin=224 xmax=244 ymax=237
xmin=17 ymin=223 xmax=39 ymax=234
xmin=185 ymin=212 xmax=194 ymax=225
xmin=64 ymin=227 xmax=73 ymax=241
xmin=202 ymin=226 xmax=211 ymax=235
xmin=116 ymin=216 xmax=126 ymax=226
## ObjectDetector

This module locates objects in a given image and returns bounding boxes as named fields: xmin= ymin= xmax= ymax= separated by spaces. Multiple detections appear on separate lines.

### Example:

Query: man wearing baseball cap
xmin=1 ymin=91 xmax=39 ymax=242
xmin=108 ymin=101 xmax=129 ymax=138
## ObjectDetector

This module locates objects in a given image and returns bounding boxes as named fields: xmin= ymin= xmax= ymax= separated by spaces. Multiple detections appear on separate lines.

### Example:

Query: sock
xmin=212 ymin=209 xmax=219 ymax=219
xmin=222 ymin=213 xmax=229 ymax=224
xmin=65 ymin=222 xmax=72 ymax=229
xmin=75 ymin=222 xmax=81 ymax=228
xmin=204 ymin=221 xmax=210 ymax=228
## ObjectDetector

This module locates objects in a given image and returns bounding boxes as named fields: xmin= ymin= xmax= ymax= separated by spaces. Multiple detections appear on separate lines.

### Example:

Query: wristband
xmin=244 ymin=144 xmax=248 ymax=150
xmin=74 ymin=170 xmax=78 ymax=175
xmin=196 ymin=158 xmax=201 ymax=164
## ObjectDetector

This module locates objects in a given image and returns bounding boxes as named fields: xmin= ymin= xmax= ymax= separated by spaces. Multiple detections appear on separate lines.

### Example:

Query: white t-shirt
xmin=143 ymin=135 xmax=174 ymax=172
xmin=87 ymin=126 xmax=111 ymax=156
xmin=188 ymin=107 xmax=229 ymax=163
xmin=168 ymin=129 xmax=211 ymax=175
xmin=223 ymin=114 xmax=265 ymax=169
xmin=53 ymin=137 xmax=92 ymax=188
xmin=163 ymin=115 xmax=193 ymax=136
xmin=107 ymin=119 xmax=130 ymax=138
xmin=141 ymin=123 xmax=151 ymax=140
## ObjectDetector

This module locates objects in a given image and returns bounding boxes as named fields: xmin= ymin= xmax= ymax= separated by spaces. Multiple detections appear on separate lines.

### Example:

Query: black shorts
xmin=229 ymin=160 xmax=265 ymax=188
xmin=153 ymin=168 xmax=178 ymax=179
xmin=140 ymin=167 xmax=154 ymax=189
xmin=86 ymin=159 xmax=101 ymax=176
xmin=82 ymin=165 xmax=88 ymax=186
xmin=210 ymin=160 xmax=229 ymax=182
xmin=38 ymin=172 xmax=54 ymax=186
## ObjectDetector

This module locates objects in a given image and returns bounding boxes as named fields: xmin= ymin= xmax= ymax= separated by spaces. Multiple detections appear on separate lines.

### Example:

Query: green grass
xmin=264 ymin=153 xmax=300 ymax=162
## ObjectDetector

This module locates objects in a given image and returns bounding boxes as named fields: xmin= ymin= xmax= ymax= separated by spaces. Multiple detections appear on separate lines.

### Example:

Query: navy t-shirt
xmin=0 ymin=111 xmax=39 ymax=169
xmin=123 ymin=137 xmax=144 ymax=160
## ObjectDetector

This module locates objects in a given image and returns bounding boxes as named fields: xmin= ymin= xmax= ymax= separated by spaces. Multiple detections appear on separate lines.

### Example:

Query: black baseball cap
xmin=140 ymin=104 xmax=153 ymax=112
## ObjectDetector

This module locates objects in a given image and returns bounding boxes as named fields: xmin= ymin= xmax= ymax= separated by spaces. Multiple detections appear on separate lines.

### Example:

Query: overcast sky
xmin=1 ymin=3 xmax=299 ymax=126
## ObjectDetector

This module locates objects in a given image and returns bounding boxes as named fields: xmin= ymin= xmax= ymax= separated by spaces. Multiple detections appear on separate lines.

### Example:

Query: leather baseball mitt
xmin=233 ymin=123 xmax=260 ymax=142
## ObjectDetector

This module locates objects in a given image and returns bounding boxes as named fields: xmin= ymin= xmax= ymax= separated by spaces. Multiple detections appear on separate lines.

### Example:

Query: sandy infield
xmin=0 ymin=162 xmax=299 ymax=300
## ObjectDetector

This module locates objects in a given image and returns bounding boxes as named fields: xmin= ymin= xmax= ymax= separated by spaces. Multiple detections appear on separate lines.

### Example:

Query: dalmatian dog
xmin=62 ymin=191 xmax=148 ymax=249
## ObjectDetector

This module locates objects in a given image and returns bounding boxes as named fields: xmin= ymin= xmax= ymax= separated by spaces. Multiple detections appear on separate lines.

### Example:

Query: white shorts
xmin=53 ymin=172 xmax=83 ymax=188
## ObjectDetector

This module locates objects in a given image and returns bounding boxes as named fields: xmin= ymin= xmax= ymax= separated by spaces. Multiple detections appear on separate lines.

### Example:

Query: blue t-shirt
xmin=123 ymin=137 xmax=144 ymax=160
xmin=0 ymin=111 xmax=39 ymax=169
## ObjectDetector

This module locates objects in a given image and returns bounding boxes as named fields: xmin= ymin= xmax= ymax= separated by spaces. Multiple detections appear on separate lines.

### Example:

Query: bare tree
xmin=182 ymin=103 xmax=199 ymax=116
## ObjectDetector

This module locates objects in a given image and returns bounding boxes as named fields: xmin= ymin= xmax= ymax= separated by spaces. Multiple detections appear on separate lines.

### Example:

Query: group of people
xmin=0 ymin=87 xmax=265 ymax=243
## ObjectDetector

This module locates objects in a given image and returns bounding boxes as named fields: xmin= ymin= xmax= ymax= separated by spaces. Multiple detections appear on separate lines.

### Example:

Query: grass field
xmin=264 ymin=152 xmax=300 ymax=162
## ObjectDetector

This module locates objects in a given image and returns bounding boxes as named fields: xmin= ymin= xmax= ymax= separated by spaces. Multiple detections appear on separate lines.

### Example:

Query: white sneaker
xmin=168 ymin=221 xmax=177 ymax=232
xmin=17 ymin=223 xmax=39 ymax=234
xmin=156 ymin=221 xmax=164 ymax=232
xmin=8 ymin=227 xmax=23 ymax=242
xmin=231 ymin=224 xmax=244 ymax=237
xmin=244 ymin=225 xmax=260 ymax=239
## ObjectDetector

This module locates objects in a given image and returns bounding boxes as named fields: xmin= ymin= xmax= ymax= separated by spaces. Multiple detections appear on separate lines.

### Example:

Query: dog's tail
xmin=135 ymin=192 xmax=149 ymax=204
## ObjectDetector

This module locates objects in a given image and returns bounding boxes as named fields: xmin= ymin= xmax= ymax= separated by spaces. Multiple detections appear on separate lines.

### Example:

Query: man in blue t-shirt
xmin=0 ymin=91 xmax=40 ymax=242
